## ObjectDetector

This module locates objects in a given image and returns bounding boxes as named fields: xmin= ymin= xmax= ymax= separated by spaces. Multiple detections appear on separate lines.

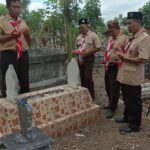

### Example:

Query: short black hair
xmin=6 ymin=0 xmax=20 ymax=7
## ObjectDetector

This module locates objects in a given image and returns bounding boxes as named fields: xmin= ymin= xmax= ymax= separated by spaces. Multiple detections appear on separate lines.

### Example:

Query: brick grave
xmin=0 ymin=85 xmax=100 ymax=138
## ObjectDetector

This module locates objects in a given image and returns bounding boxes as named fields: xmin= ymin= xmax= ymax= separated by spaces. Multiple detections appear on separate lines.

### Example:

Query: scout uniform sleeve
xmin=0 ymin=20 xmax=4 ymax=50
xmin=138 ymin=37 xmax=150 ymax=60
xmin=0 ymin=20 xmax=4 ymax=35
xmin=94 ymin=33 xmax=101 ymax=48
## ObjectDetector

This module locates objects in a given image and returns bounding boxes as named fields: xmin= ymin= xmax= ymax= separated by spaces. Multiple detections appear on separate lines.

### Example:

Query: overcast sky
xmin=1 ymin=0 xmax=150 ymax=22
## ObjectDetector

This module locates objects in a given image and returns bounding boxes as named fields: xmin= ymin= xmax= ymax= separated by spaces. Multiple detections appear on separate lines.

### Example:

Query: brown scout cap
xmin=107 ymin=20 xmax=120 ymax=29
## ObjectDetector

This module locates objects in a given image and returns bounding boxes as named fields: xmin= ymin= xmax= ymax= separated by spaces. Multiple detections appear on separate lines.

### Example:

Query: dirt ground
xmin=51 ymin=66 xmax=150 ymax=150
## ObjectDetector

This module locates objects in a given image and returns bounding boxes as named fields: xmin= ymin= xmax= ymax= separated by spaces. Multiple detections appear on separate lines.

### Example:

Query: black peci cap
xmin=127 ymin=12 xmax=143 ymax=21
xmin=79 ymin=19 xmax=89 ymax=25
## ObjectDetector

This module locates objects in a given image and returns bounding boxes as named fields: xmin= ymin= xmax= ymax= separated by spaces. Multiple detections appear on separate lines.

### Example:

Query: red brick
xmin=52 ymin=98 xmax=56 ymax=102
xmin=86 ymin=104 xmax=91 ymax=108
xmin=11 ymin=128 xmax=20 ymax=133
xmin=71 ymin=109 xmax=77 ymax=113
xmin=57 ymin=131 xmax=62 ymax=137
xmin=35 ymin=112 xmax=41 ymax=118
xmin=42 ymin=114 xmax=46 ymax=120
xmin=2 ymin=118 xmax=6 ymax=126
xmin=71 ymin=101 xmax=76 ymax=107
xmin=51 ymin=132 xmax=56 ymax=138
xmin=0 ymin=126 xmax=3 ymax=134
xmin=12 ymin=118 xmax=19 ymax=126
xmin=65 ymin=112 xmax=69 ymax=115
xmin=54 ymin=106 xmax=60 ymax=113
xmin=61 ymin=109 xmax=64 ymax=114
xmin=35 ymin=105 xmax=40 ymax=109
xmin=35 ymin=120 xmax=42 ymax=126
xmin=69 ymin=93 xmax=72 ymax=97
xmin=86 ymin=97 xmax=90 ymax=102
xmin=32 ymin=103 xmax=37 ymax=107
xmin=77 ymin=104 xmax=80 ymax=109
xmin=54 ymin=114 xmax=61 ymax=119
xmin=52 ymin=98 xmax=58 ymax=104
xmin=9 ymin=109 xmax=15 ymax=114
xmin=48 ymin=118 xmax=52 ymax=122
xmin=73 ymin=125 xmax=78 ymax=130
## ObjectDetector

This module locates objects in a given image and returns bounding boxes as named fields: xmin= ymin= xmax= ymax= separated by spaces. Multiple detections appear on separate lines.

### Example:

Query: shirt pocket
xmin=86 ymin=38 xmax=93 ymax=47
xmin=4 ymin=25 xmax=14 ymax=35
xmin=123 ymin=63 xmax=136 ymax=72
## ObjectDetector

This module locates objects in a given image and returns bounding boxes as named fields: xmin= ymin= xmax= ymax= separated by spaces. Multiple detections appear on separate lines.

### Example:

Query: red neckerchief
xmin=10 ymin=19 xmax=22 ymax=59
xmin=104 ymin=31 xmax=123 ymax=70
xmin=78 ymin=33 xmax=88 ymax=65
xmin=118 ymin=28 xmax=147 ymax=67
xmin=104 ymin=38 xmax=114 ymax=70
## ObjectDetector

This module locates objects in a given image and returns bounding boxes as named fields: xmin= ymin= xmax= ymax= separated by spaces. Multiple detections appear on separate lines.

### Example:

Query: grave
xmin=0 ymin=85 xmax=100 ymax=138
xmin=0 ymin=52 xmax=100 ymax=140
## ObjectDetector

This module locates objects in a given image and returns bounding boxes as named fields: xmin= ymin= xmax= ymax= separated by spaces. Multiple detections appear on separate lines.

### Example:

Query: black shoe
xmin=105 ymin=109 xmax=114 ymax=119
xmin=119 ymin=126 xmax=140 ymax=133
xmin=115 ymin=117 xmax=128 ymax=123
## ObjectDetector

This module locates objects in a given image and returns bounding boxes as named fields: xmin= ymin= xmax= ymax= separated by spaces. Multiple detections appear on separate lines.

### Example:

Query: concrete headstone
xmin=5 ymin=65 xmax=19 ymax=103
xmin=67 ymin=58 xmax=81 ymax=88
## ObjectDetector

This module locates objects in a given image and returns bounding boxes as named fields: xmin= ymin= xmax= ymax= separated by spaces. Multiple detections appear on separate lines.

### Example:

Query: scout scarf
xmin=78 ymin=35 xmax=86 ymax=65
xmin=118 ymin=38 xmax=133 ymax=67
xmin=104 ymin=38 xmax=114 ymax=70
xmin=118 ymin=28 xmax=147 ymax=67
xmin=10 ymin=19 xmax=22 ymax=59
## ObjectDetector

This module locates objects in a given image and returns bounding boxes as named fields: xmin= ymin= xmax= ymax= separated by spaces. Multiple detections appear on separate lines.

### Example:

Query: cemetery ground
xmin=52 ymin=66 xmax=150 ymax=150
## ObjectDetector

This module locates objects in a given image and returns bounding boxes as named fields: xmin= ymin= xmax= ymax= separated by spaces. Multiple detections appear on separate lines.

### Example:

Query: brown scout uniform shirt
xmin=0 ymin=14 xmax=29 ymax=52
xmin=76 ymin=30 xmax=101 ymax=52
xmin=117 ymin=28 xmax=150 ymax=85
xmin=109 ymin=32 xmax=128 ymax=63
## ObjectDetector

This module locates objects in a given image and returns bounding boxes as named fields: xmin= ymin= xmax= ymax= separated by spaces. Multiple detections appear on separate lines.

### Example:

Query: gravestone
xmin=17 ymin=98 xmax=33 ymax=139
xmin=0 ymin=66 xmax=53 ymax=150
xmin=67 ymin=58 xmax=81 ymax=88
xmin=28 ymin=48 xmax=67 ymax=89
xmin=5 ymin=65 xmax=19 ymax=104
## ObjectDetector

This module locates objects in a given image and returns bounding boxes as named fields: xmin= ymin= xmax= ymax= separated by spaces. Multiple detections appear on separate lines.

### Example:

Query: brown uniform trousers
xmin=105 ymin=63 xmax=120 ymax=111
xmin=120 ymin=83 xmax=142 ymax=129
xmin=79 ymin=54 xmax=95 ymax=100
xmin=0 ymin=50 xmax=29 ymax=97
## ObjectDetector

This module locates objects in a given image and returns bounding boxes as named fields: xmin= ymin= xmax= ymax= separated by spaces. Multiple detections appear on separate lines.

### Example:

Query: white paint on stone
xmin=5 ymin=65 xmax=19 ymax=103
xmin=67 ymin=58 xmax=81 ymax=88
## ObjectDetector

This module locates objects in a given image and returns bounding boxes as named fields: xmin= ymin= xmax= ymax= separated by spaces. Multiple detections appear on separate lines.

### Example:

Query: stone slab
xmin=0 ymin=127 xmax=52 ymax=150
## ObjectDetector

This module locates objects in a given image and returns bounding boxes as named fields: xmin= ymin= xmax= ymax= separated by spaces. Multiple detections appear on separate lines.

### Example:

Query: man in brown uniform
xmin=74 ymin=19 xmax=101 ymax=100
xmin=117 ymin=12 xmax=150 ymax=133
xmin=103 ymin=20 xmax=128 ymax=119
xmin=0 ymin=0 xmax=31 ymax=97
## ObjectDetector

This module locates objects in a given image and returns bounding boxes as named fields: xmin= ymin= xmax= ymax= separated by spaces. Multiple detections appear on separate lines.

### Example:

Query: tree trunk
xmin=64 ymin=0 xmax=72 ymax=62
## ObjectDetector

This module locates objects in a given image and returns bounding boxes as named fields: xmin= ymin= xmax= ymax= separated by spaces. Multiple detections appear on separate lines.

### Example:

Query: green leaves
xmin=0 ymin=3 xmax=7 ymax=17
xmin=139 ymin=1 xmax=150 ymax=31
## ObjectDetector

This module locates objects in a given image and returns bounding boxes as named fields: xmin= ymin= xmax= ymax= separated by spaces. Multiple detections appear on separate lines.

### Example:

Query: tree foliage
xmin=0 ymin=3 xmax=7 ymax=17
xmin=20 ymin=0 xmax=30 ymax=20
xmin=139 ymin=1 xmax=150 ymax=31
xmin=0 ymin=0 xmax=105 ymax=51
xmin=81 ymin=0 xmax=105 ymax=32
